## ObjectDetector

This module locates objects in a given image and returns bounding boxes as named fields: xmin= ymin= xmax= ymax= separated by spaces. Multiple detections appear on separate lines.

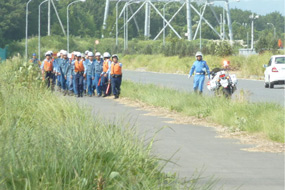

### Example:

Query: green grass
xmin=120 ymin=53 xmax=279 ymax=79
xmin=121 ymin=81 xmax=285 ymax=143
xmin=7 ymin=35 xmax=281 ymax=80
xmin=0 ymin=57 xmax=218 ymax=189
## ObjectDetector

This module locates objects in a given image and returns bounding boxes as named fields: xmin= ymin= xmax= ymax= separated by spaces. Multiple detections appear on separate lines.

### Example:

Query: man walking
xmin=188 ymin=51 xmax=210 ymax=94
xmin=110 ymin=54 xmax=123 ymax=99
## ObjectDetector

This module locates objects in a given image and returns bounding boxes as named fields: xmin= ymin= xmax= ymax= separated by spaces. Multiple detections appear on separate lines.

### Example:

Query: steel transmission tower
xmin=102 ymin=0 xmax=234 ymax=48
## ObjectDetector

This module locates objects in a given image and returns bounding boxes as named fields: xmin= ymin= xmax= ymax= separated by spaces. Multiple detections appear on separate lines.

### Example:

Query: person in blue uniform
xmin=92 ymin=52 xmax=103 ymax=97
xmin=188 ymin=51 xmax=210 ymax=94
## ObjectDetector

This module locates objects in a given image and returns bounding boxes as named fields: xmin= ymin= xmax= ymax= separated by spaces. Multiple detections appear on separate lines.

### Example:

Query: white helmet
xmin=88 ymin=52 xmax=94 ymax=57
xmin=57 ymin=52 xmax=61 ymax=57
xmin=76 ymin=52 xmax=82 ymax=57
xmin=95 ymin=52 xmax=101 ymax=57
xmin=103 ymin=52 xmax=111 ymax=58
xmin=112 ymin=54 xmax=119 ymax=60
xmin=85 ymin=50 xmax=89 ymax=55
xmin=45 ymin=52 xmax=51 ymax=56
xmin=62 ymin=50 xmax=68 ymax=56
xmin=195 ymin=51 xmax=203 ymax=57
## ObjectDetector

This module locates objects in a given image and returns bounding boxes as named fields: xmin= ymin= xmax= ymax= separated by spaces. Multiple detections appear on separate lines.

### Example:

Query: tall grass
xmin=120 ymin=53 xmax=278 ymax=79
xmin=121 ymin=81 xmax=285 ymax=143
xmin=0 ymin=58 xmax=216 ymax=189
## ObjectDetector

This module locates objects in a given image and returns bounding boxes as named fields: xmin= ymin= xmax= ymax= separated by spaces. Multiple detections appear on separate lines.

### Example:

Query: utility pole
xmin=186 ymin=0 xmax=192 ymax=41
xmin=48 ymin=0 xmax=51 ymax=36
xmin=249 ymin=13 xmax=259 ymax=50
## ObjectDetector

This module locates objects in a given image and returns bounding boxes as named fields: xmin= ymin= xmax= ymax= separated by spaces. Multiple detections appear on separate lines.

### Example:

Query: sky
xmin=214 ymin=0 xmax=285 ymax=16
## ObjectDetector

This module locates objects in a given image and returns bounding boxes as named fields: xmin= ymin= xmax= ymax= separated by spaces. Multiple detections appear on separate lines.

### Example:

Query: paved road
xmin=123 ymin=70 xmax=285 ymax=106
xmin=76 ymin=96 xmax=284 ymax=190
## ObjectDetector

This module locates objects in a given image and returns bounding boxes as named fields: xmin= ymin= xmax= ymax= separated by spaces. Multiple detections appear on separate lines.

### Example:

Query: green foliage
xmin=1 ymin=57 xmax=207 ymax=189
xmin=120 ymin=52 xmax=277 ymax=79
xmin=210 ymin=41 xmax=233 ymax=57
xmin=121 ymin=81 xmax=285 ymax=143
xmin=255 ymin=33 xmax=279 ymax=53
xmin=0 ymin=0 xmax=284 ymax=49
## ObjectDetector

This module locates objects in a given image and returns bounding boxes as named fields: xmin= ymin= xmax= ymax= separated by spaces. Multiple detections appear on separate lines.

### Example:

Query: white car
xmin=264 ymin=55 xmax=285 ymax=88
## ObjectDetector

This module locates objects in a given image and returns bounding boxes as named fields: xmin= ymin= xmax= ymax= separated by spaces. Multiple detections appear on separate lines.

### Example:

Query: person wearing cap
xmin=70 ymin=52 xmax=78 ymax=96
xmin=101 ymin=52 xmax=112 ymax=97
xmin=110 ymin=54 xmax=123 ymax=99
xmin=41 ymin=52 xmax=55 ymax=90
xmin=188 ymin=51 xmax=210 ymax=94
xmin=29 ymin=53 xmax=41 ymax=67
xmin=82 ymin=53 xmax=88 ymax=96
xmin=53 ymin=52 xmax=62 ymax=91
xmin=57 ymin=51 xmax=70 ymax=95
xmin=92 ymin=52 xmax=103 ymax=97
xmin=65 ymin=52 xmax=75 ymax=96
xmin=72 ymin=52 xmax=85 ymax=97
xmin=84 ymin=52 xmax=95 ymax=97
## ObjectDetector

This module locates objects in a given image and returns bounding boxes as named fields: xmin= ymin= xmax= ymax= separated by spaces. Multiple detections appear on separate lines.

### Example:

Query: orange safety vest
xmin=44 ymin=59 xmax=53 ymax=72
xmin=103 ymin=60 xmax=110 ymax=73
xmin=111 ymin=62 xmax=122 ymax=75
xmin=74 ymin=60 xmax=85 ymax=72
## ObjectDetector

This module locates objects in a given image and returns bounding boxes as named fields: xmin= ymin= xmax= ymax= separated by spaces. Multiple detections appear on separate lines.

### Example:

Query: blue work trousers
xmin=72 ymin=74 xmax=78 ymax=95
xmin=193 ymin=74 xmax=205 ymax=92
xmin=86 ymin=75 xmax=93 ymax=96
xmin=60 ymin=73 xmax=66 ymax=90
xmin=111 ymin=76 xmax=122 ymax=95
xmin=93 ymin=74 xmax=102 ymax=96
xmin=75 ymin=73 xmax=84 ymax=95
xmin=57 ymin=75 xmax=61 ymax=87
xmin=66 ymin=75 xmax=73 ymax=92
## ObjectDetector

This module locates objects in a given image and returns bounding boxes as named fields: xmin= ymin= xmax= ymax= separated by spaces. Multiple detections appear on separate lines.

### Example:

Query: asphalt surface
xmin=123 ymin=70 xmax=285 ymax=106
xmin=75 ymin=96 xmax=284 ymax=190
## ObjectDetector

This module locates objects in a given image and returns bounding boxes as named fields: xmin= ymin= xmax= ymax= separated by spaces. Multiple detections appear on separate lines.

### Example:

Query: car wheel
xmin=265 ymin=83 xmax=269 ymax=88
xmin=269 ymin=82 xmax=274 ymax=88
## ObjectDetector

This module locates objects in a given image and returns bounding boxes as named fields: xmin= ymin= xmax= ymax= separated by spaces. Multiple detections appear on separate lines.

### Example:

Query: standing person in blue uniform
xmin=110 ymin=54 xmax=123 ymax=99
xmin=101 ymin=52 xmax=112 ymax=97
xmin=65 ymin=52 xmax=74 ymax=96
xmin=188 ymin=51 xmax=210 ymax=94
xmin=53 ymin=52 xmax=61 ymax=91
xmin=82 ymin=52 xmax=88 ymax=96
xmin=84 ymin=52 xmax=95 ymax=97
xmin=93 ymin=52 xmax=103 ymax=97
xmin=57 ymin=51 xmax=69 ymax=95
xmin=73 ymin=52 xmax=85 ymax=97
xmin=29 ymin=53 xmax=41 ymax=67
xmin=70 ymin=52 xmax=78 ymax=96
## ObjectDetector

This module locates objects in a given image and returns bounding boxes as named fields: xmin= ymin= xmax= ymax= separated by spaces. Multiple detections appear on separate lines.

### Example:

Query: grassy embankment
xmin=8 ymin=35 xmax=280 ymax=80
xmin=121 ymin=81 xmax=285 ymax=143
xmin=0 ymin=57 xmax=216 ymax=189
xmin=120 ymin=53 xmax=277 ymax=79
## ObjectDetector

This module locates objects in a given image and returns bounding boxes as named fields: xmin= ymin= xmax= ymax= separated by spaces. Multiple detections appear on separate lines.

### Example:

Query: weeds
xmin=0 ymin=57 xmax=217 ymax=189
xmin=121 ymin=80 xmax=285 ymax=143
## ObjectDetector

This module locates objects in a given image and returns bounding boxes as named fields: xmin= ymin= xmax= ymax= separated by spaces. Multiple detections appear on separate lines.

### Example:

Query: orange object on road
xmin=106 ymin=83 xmax=110 ymax=94
xmin=97 ymin=77 xmax=101 ymax=86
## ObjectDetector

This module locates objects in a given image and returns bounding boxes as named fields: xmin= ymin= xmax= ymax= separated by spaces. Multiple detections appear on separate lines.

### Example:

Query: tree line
xmin=0 ymin=0 xmax=284 ymax=49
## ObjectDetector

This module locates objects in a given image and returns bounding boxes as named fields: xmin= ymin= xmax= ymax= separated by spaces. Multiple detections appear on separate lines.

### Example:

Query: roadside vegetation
xmin=7 ymin=36 xmax=281 ymax=80
xmin=0 ymin=57 xmax=217 ymax=189
xmin=120 ymin=53 xmax=277 ymax=79
xmin=121 ymin=81 xmax=285 ymax=143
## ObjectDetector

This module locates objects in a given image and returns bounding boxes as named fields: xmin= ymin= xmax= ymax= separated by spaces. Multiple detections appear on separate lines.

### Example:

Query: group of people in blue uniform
xmin=30 ymin=50 xmax=123 ymax=99
xmin=30 ymin=50 xmax=210 ymax=97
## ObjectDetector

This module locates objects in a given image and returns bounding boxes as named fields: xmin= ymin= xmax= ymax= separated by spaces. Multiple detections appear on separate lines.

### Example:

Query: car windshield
xmin=275 ymin=57 xmax=285 ymax=64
